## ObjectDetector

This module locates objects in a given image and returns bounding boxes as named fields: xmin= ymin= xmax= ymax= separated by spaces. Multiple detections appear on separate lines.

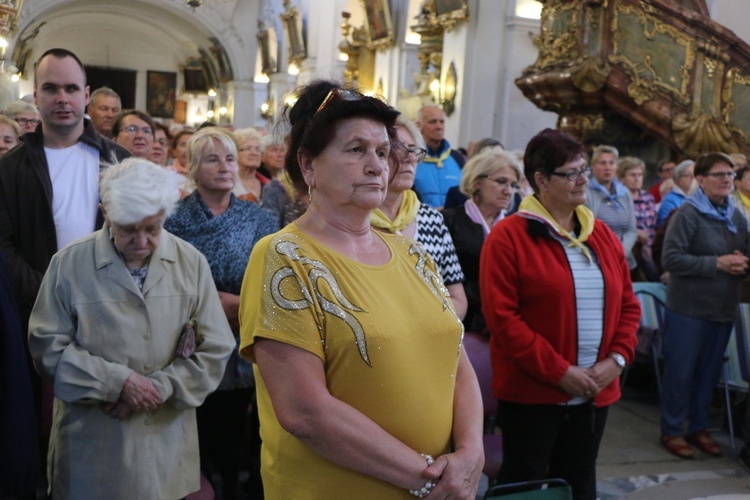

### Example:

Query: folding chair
xmin=725 ymin=303 xmax=750 ymax=454
xmin=625 ymin=284 xmax=667 ymax=395
xmin=484 ymin=478 xmax=572 ymax=500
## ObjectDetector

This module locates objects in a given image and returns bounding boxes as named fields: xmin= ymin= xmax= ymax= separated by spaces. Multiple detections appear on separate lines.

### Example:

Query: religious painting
xmin=361 ymin=0 xmax=394 ymax=51
xmin=434 ymin=0 xmax=464 ymax=15
xmin=146 ymin=71 xmax=176 ymax=119
xmin=183 ymin=67 xmax=209 ymax=94
xmin=433 ymin=0 xmax=468 ymax=31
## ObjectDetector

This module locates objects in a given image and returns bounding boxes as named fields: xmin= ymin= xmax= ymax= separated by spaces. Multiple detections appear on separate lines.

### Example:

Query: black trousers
xmin=197 ymin=388 xmax=254 ymax=500
xmin=496 ymin=401 xmax=609 ymax=500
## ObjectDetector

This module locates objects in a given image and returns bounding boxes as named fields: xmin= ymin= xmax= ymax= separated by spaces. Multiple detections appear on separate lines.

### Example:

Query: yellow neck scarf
xmin=371 ymin=190 xmax=420 ymax=233
xmin=740 ymin=191 xmax=750 ymax=212
xmin=518 ymin=194 xmax=596 ymax=263
xmin=422 ymin=148 xmax=451 ymax=168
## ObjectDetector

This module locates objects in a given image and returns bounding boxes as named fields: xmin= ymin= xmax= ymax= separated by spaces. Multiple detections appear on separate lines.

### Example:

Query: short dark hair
xmin=282 ymin=79 xmax=400 ymax=197
xmin=523 ymin=128 xmax=586 ymax=193
xmin=153 ymin=121 xmax=172 ymax=141
xmin=657 ymin=158 xmax=675 ymax=172
xmin=34 ymin=48 xmax=86 ymax=85
xmin=171 ymin=128 xmax=195 ymax=151
xmin=112 ymin=110 xmax=156 ymax=138
xmin=735 ymin=165 xmax=750 ymax=182
xmin=693 ymin=152 xmax=734 ymax=177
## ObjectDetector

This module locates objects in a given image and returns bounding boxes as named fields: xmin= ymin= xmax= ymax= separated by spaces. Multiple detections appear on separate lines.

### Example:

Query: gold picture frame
xmin=361 ymin=0 xmax=394 ymax=52
xmin=432 ymin=0 xmax=469 ymax=32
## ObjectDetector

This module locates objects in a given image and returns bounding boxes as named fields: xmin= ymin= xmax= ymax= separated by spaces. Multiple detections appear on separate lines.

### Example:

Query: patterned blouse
xmin=632 ymin=189 xmax=657 ymax=245
xmin=414 ymin=203 xmax=465 ymax=286
xmin=164 ymin=192 xmax=279 ymax=389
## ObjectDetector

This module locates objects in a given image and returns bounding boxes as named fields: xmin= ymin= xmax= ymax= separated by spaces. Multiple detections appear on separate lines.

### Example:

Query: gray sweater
xmin=662 ymin=202 xmax=750 ymax=322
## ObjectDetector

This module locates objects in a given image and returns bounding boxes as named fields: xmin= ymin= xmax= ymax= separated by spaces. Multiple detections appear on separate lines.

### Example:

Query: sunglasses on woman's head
xmin=315 ymin=88 xmax=364 ymax=115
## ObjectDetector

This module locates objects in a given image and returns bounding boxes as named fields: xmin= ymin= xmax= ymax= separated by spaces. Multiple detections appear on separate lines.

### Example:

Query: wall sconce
xmin=260 ymin=100 xmax=275 ymax=120
xmin=288 ymin=63 xmax=299 ymax=76
xmin=442 ymin=61 xmax=457 ymax=116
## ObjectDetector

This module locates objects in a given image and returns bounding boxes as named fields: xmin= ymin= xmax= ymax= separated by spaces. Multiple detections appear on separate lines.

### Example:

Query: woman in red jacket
xmin=480 ymin=129 xmax=640 ymax=500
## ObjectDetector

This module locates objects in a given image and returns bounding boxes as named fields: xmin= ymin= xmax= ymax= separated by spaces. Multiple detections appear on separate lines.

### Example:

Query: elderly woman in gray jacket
xmin=586 ymin=145 xmax=638 ymax=269
xmin=659 ymin=152 xmax=750 ymax=460
xmin=28 ymin=158 xmax=235 ymax=499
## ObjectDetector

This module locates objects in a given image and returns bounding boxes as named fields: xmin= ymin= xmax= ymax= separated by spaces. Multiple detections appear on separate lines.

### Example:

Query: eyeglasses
xmin=155 ymin=138 xmax=168 ymax=146
xmin=402 ymin=147 xmax=427 ymax=162
xmin=239 ymin=146 xmax=261 ymax=153
xmin=316 ymin=88 xmax=363 ymax=115
xmin=481 ymin=175 xmax=519 ymax=191
xmin=705 ymin=171 xmax=736 ymax=180
xmin=15 ymin=118 xmax=40 ymax=126
xmin=550 ymin=166 xmax=591 ymax=181
xmin=120 ymin=125 xmax=154 ymax=136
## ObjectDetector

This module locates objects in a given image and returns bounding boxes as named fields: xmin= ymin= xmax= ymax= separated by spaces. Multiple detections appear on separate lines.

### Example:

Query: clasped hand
xmin=418 ymin=447 xmax=483 ymax=499
xmin=717 ymin=251 xmax=749 ymax=276
xmin=103 ymin=372 xmax=163 ymax=420
xmin=558 ymin=360 xmax=622 ymax=399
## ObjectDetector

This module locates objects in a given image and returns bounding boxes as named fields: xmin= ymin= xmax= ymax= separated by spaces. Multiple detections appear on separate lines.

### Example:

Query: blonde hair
xmin=617 ymin=156 xmax=645 ymax=178
xmin=459 ymin=150 xmax=522 ymax=197
xmin=395 ymin=115 xmax=426 ymax=150
xmin=187 ymin=127 xmax=239 ymax=180
xmin=591 ymin=145 xmax=619 ymax=165
xmin=0 ymin=115 xmax=22 ymax=138
xmin=232 ymin=127 xmax=263 ymax=148
xmin=100 ymin=158 xmax=181 ymax=225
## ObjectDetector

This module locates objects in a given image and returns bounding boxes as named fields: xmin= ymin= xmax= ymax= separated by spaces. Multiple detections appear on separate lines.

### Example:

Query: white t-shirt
xmin=46 ymin=142 xmax=100 ymax=250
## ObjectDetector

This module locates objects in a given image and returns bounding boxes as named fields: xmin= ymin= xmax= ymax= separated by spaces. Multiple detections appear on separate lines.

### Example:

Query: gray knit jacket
xmin=662 ymin=202 xmax=750 ymax=322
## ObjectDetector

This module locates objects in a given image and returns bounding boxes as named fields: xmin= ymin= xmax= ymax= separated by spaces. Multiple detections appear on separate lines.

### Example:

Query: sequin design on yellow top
xmin=270 ymin=238 xmax=371 ymax=366
xmin=239 ymin=223 xmax=464 ymax=499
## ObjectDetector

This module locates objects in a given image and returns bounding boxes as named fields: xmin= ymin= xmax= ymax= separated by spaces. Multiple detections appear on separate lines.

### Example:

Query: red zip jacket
xmin=480 ymin=214 xmax=640 ymax=407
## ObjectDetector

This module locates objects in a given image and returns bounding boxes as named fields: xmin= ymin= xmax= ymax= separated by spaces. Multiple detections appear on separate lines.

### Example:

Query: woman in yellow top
xmin=239 ymin=80 xmax=484 ymax=499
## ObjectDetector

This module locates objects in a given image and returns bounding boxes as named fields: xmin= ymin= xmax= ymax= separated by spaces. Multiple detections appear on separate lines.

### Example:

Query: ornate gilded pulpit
xmin=516 ymin=0 xmax=750 ymax=157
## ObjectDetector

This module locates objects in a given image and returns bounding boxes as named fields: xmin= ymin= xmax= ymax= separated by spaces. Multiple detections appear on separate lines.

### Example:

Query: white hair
xmin=672 ymin=159 xmax=695 ymax=181
xmin=100 ymin=157 xmax=181 ymax=225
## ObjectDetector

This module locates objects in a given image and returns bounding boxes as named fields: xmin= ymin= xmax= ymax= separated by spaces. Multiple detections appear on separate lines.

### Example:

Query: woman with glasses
xmin=239 ymin=80 xmax=484 ymax=499
xmin=442 ymin=149 xmax=521 ymax=334
xmin=656 ymin=159 xmax=695 ymax=229
xmin=480 ymin=129 xmax=639 ymax=499
xmin=233 ymin=127 xmax=269 ymax=203
xmin=586 ymin=145 xmax=638 ymax=270
xmin=3 ymin=100 xmax=40 ymax=135
xmin=659 ymin=153 xmax=749 ymax=460
xmin=164 ymin=127 xmax=279 ymax=498
xmin=148 ymin=122 xmax=172 ymax=167
xmin=617 ymin=156 xmax=658 ymax=280
xmin=371 ymin=116 xmax=467 ymax=319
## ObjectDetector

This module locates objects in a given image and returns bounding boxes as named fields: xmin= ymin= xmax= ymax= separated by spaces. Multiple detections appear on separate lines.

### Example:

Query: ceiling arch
xmin=11 ymin=0 xmax=259 ymax=85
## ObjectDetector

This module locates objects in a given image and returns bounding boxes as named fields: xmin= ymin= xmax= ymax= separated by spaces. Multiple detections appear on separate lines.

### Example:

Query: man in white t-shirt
xmin=0 ymin=48 xmax=131 ymax=497
xmin=0 ymin=47 xmax=131 ymax=326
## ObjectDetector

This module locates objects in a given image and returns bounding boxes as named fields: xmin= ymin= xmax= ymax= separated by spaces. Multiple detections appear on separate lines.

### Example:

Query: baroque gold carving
xmin=722 ymin=67 xmax=750 ymax=126
xmin=570 ymin=56 xmax=611 ymax=93
xmin=672 ymin=113 xmax=738 ymax=157
xmin=558 ymin=112 xmax=605 ymax=139
xmin=531 ymin=1 xmax=581 ymax=71
xmin=610 ymin=2 xmax=694 ymax=106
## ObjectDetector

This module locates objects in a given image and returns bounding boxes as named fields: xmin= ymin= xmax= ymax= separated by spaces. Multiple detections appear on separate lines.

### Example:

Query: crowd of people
xmin=0 ymin=46 xmax=747 ymax=500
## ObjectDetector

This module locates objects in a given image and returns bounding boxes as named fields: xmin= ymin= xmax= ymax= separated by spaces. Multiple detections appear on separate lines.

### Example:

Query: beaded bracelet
xmin=409 ymin=454 xmax=437 ymax=498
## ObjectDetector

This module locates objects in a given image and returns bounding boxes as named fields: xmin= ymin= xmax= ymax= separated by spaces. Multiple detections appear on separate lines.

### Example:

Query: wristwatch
xmin=608 ymin=352 xmax=627 ymax=369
